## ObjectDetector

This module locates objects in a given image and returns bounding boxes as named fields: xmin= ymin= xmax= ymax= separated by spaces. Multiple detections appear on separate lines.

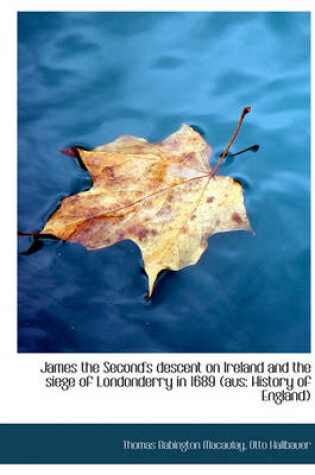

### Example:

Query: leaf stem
xmin=210 ymin=106 xmax=251 ymax=177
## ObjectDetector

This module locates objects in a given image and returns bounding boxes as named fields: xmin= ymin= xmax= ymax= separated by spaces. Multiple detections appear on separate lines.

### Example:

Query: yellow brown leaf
xmin=41 ymin=111 xmax=253 ymax=297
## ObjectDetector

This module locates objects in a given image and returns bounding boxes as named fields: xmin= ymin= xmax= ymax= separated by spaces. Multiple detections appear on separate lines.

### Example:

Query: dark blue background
xmin=18 ymin=12 xmax=310 ymax=352
xmin=1 ymin=424 xmax=315 ymax=463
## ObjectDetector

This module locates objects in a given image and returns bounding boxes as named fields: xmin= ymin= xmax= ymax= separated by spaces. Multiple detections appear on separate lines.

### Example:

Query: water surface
xmin=18 ymin=12 xmax=310 ymax=352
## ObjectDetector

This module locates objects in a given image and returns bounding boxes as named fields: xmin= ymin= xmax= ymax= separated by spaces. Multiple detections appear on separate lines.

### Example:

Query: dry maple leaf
xmin=24 ymin=107 xmax=254 ymax=298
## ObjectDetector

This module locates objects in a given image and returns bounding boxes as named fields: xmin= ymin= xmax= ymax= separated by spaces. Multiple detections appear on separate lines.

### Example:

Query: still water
xmin=18 ymin=12 xmax=310 ymax=352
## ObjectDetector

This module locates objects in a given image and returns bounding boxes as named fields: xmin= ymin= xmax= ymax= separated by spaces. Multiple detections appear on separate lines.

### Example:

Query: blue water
xmin=18 ymin=12 xmax=310 ymax=353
